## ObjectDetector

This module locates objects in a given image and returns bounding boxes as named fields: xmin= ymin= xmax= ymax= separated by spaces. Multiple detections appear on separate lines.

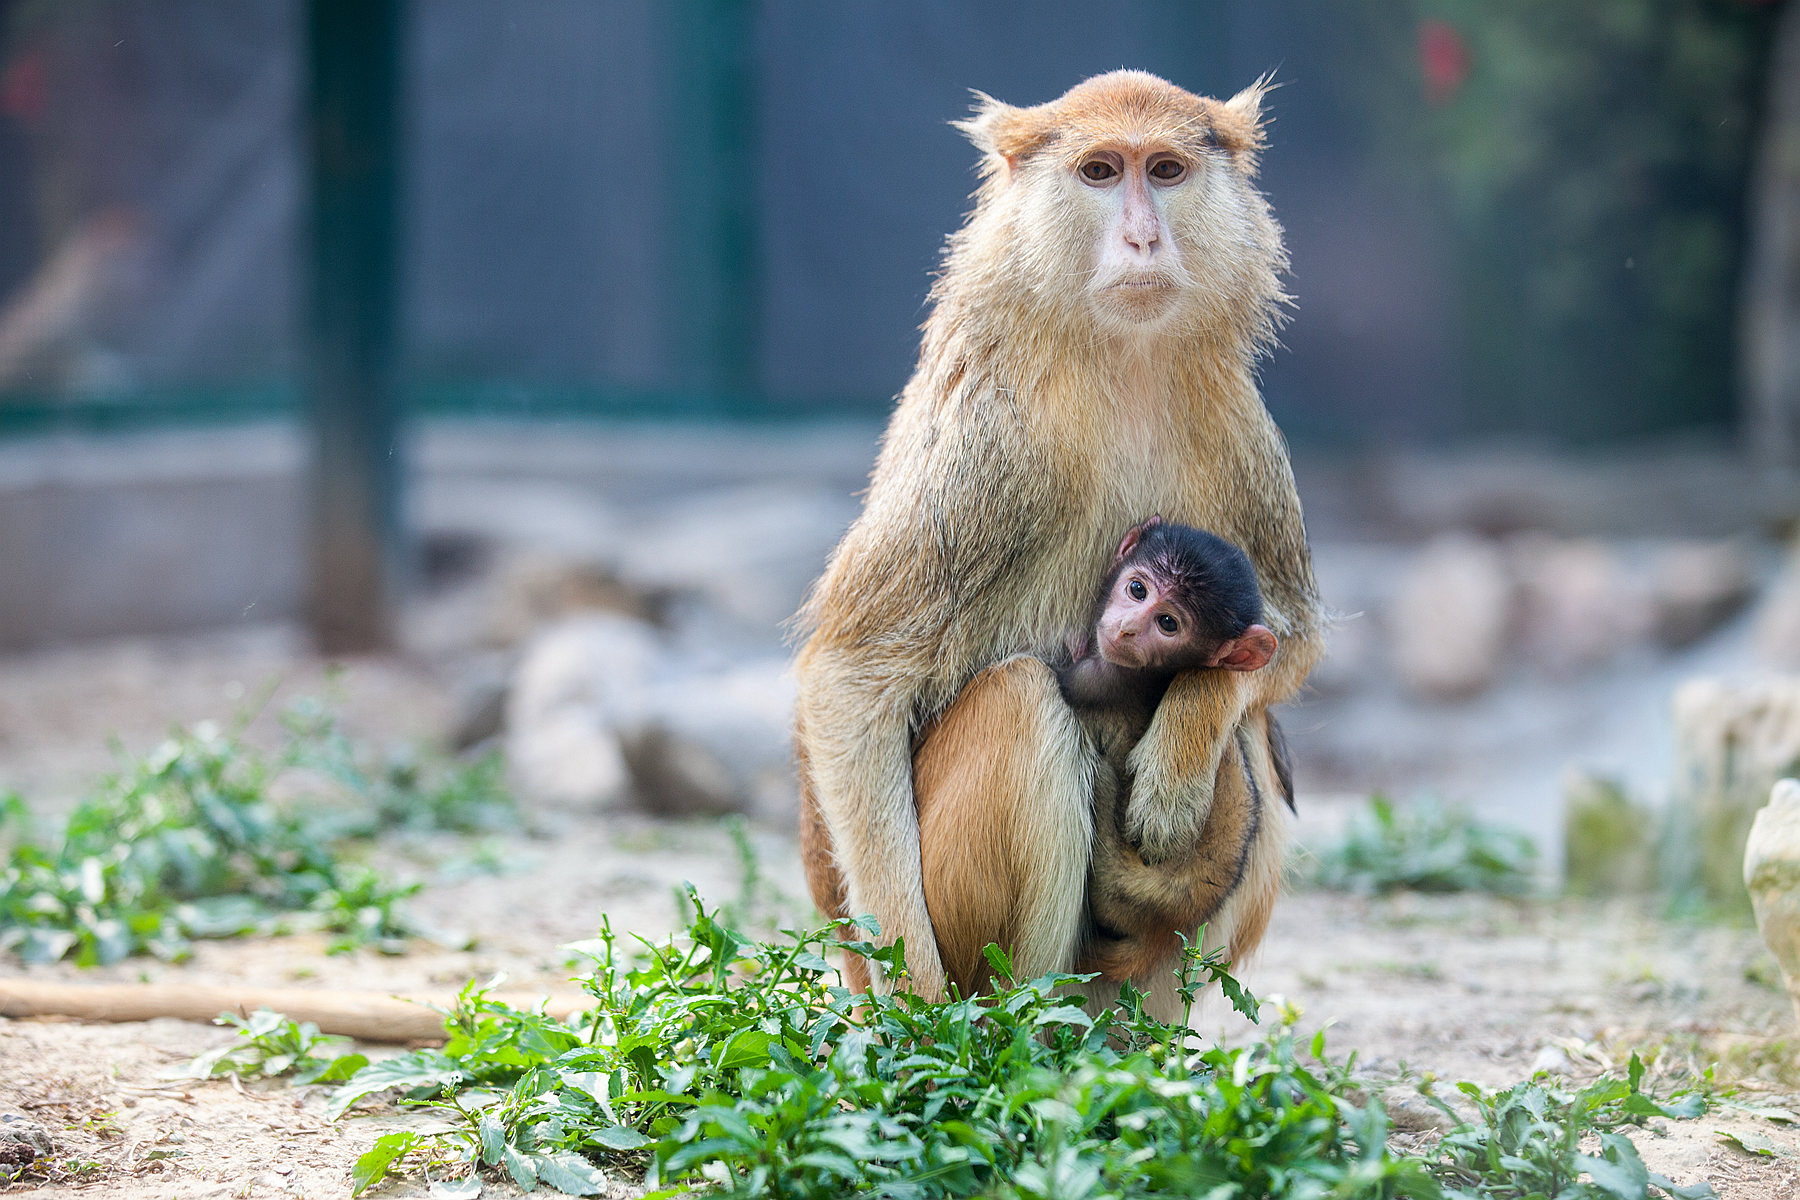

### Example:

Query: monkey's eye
xmin=1127 ymin=578 xmax=1147 ymax=601
xmin=1149 ymin=159 xmax=1186 ymax=182
xmin=1080 ymin=159 xmax=1118 ymax=182
xmin=1157 ymin=614 xmax=1179 ymax=634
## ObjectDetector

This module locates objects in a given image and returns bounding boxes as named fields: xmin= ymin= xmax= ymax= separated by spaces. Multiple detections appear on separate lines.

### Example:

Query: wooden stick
xmin=0 ymin=979 xmax=592 ymax=1044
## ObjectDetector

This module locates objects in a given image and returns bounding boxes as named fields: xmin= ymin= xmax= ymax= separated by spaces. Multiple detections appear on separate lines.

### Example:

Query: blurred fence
xmin=0 ymin=1 xmax=1781 ymax=445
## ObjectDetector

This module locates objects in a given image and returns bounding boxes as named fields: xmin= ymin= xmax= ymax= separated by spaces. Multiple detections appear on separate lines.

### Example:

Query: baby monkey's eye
xmin=1081 ymin=160 xmax=1118 ymax=182
xmin=1148 ymin=159 xmax=1185 ymax=182
xmin=1127 ymin=578 xmax=1147 ymax=601
xmin=1157 ymin=614 xmax=1179 ymax=634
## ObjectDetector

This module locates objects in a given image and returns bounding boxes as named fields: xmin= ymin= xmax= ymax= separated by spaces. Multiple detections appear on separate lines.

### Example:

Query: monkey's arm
xmin=1123 ymin=600 xmax=1320 ymax=863
xmin=1121 ymin=669 xmax=1250 ymax=861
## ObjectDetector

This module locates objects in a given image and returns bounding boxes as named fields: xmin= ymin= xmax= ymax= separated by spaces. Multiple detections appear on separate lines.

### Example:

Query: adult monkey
xmin=794 ymin=70 xmax=1322 ymax=1003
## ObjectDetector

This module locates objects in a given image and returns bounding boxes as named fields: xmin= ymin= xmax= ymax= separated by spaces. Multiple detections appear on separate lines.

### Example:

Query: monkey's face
xmin=958 ymin=72 xmax=1286 ymax=342
xmin=1095 ymin=565 xmax=1204 ymax=671
xmin=1068 ymin=143 xmax=1192 ymax=327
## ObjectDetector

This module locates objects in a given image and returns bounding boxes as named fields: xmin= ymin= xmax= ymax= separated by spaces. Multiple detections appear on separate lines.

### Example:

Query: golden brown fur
xmin=794 ymin=69 xmax=1322 ymax=1003
xmin=1078 ymin=713 xmax=1277 ymax=986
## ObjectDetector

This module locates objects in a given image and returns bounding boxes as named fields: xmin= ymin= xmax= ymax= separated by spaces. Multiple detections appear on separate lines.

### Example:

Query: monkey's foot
xmin=1122 ymin=778 xmax=1212 ymax=865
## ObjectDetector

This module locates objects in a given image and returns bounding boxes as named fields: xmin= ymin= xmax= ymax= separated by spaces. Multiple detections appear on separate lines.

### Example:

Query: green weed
xmin=0 ymin=704 xmax=512 ymax=965
xmin=189 ymin=890 xmax=1714 ymax=1199
xmin=1425 ymin=1054 xmax=1711 ymax=1198
xmin=188 ymin=1007 xmax=370 ymax=1084
xmin=1310 ymin=796 xmax=1539 ymax=896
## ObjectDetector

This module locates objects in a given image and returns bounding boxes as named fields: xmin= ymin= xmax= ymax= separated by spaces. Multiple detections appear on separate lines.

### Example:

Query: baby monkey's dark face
xmin=1095 ymin=563 xmax=1206 ymax=672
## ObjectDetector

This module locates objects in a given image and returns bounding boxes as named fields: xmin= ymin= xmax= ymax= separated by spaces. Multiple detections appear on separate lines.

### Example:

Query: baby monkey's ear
xmin=1211 ymin=624 xmax=1277 ymax=672
xmin=1113 ymin=514 xmax=1164 ymax=564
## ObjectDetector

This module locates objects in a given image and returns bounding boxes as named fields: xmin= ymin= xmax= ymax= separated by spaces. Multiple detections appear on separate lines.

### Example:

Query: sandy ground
xmin=3 ymin=626 xmax=1799 ymax=1196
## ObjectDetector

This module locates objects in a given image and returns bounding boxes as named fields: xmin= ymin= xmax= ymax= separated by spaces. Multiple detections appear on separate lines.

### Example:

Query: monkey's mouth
xmin=1094 ymin=275 xmax=1179 ymax=322
xmin=1100 ymin=275 xmax=1175 ymax=293
xmin=1099 ymin=636 xmax=1148 ymax=669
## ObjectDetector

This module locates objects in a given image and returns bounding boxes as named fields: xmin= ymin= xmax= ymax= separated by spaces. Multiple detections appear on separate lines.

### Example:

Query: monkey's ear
xmin=1213 ymin=75 xmax=1275 ymax=173
xmin=1213 ymin=625 xmax=1277 ymax=672
xmin=955 ymin=92 xmax=1056 ymax=172
xmin=1114 ymin=514 xmax=1163 ymax=562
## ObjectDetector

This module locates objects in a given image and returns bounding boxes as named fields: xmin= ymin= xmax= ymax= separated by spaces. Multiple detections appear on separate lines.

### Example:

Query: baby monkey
xmin=1057 ymin=515 xmax=1276 ymax=747
xmin=1057 ymin=516 xmax=1278 ymax=986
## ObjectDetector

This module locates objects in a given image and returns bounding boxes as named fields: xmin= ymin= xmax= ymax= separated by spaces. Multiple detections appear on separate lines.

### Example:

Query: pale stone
xmin=483 ymin=550 xmax=666 ymax=648
xmin=1754 ymin=546 xmax=1800 ymax=669
xmin=504 ymin=614 xmax=665 ymax=809
xmin=1509 ymin=535 xmax=1647 ymax=672
xmin=618 ymin=660 xmax=797 ymax=821
xmin=1648 ymin=541 xmax=1756 ymax=649
xmin=1393 ymin=534 xmax=1513 ymax=700
xmin=1669 ymin=677 xmax=1800 ymax=911
xmin=1744 ymin=778 xmax=1800 ymax=1026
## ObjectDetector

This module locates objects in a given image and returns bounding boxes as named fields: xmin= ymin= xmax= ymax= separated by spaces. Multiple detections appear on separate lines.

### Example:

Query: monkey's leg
xmin=1081 ymin=727 xmax=1261 ymax=981
xmin=794 ymin=650 xmax=946 ymax=997
xmin=1082 ymin=720 xmax=1288 ymax=1024
xmin=913 ymin=655 xmax=1097 ymax=997
xmin=796 ymin=734 xmax=872 ymax=993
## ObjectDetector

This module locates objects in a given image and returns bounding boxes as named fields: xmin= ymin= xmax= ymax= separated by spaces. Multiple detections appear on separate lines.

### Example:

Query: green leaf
xmin=530 ymin=1152 xmax=610 ymax=1196
xmin=1716 ymin=1128 xmax=1787 ymax=1158
xmin=479 ymin=1115 xmax=506 ymax=1166
xmin=351 ymin=1132 xmax=419 ymax=1198
xmin=328 ymin=1052 xmax=462 ymax=1119
xmin=588 ymin=1126 xmax=650 ymax=1151
xmin=715 ymin=1028 xmax=773 ymax=1071
xmin=1578 ymin=1133 xmax=1652 ymax=1199
xmin=502 ymin=1145 xmax=539 ymax=1189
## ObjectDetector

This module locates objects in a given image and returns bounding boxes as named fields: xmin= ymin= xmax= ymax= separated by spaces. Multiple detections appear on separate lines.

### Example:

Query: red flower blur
xmin=1419 ymin=19 xmax=1471 ymax=106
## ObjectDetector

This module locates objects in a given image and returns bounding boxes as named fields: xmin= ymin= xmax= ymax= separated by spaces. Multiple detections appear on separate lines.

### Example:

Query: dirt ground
xmin=3 ymin=639 xmax=1800 ymax=1198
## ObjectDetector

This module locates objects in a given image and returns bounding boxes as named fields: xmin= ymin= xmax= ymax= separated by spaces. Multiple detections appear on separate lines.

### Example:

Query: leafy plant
xmin=177 ymin=889 xmax=1718 ymax=1197
xmin=189 ymin=1008 xmax=370 ymax=1084
xmin=280 ymin=698 xmax=517 ymax=837
xmin=314 ymin=889 xmax=1441 ymax=1197
xmin=0 ymin=703 xmax=511 ymax=965
xmin=1426 ymin=1053 xmax=1712 ymax=1198
xmin=1310 ymin=795 xmax=1538 ymax=896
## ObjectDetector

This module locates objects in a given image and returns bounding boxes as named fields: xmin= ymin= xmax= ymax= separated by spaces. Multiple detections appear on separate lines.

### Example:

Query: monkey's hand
xmin=1121 ymin=668 xmax=1248 ymax=863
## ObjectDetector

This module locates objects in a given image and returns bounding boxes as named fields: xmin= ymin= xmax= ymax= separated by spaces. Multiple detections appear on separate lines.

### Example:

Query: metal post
xmin=666 ymin=0 xmax=760 ymax=406
xmin=304 ymin=0 xmax=403 ymax=651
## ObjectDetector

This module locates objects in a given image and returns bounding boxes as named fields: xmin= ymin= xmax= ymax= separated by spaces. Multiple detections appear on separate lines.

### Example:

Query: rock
xmin=449 ymin=651 xmax=511 ymax=751
xmin=1530 ymin=1044 xmax=1574 ymax=1076
xmin=1380 ymin=1090 xmax=1457 ymax=1133
xmin=1392 ymin=534 xmax=1513 ymax=700
xmin=1561 ymin=770 xmax=1656 ymax=896
xmin=1744 ymin=778 xmax=1800 ymax=1026
xmin=1754 ymin=545 xmax=1800 ymax=669
xmin=505 ymin=615 xmax=666 ymax=808
xmin=618 ymin=661 xmax=797 ymax=821
xmin=484 ymin=551 xmax=668 ymax=648
xmin=1669 ymin=677 xmax=1800 ymax=913
xmin=1647 ymin=541 xmax=1756 ymax=649
xmin=1509 ymin=535 xmax=1646 ymax=672
xmin=0 ymin=1112 xmax=57 ymax=1166
xmin=610 ymin=485 xmax=857 ymax=632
